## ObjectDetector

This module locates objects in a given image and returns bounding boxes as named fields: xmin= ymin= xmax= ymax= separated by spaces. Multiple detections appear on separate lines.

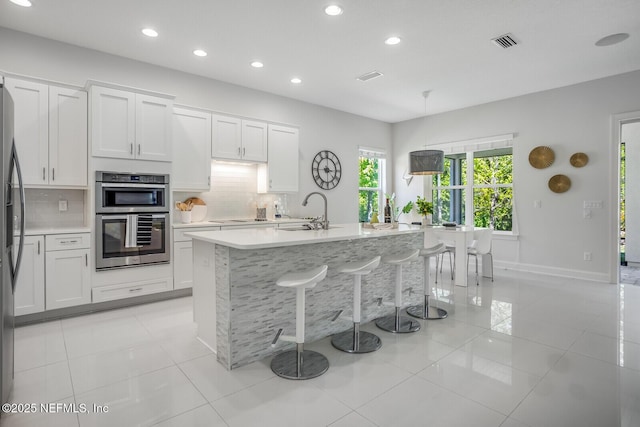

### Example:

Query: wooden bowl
xmin=548 ymin=174 xmax=571 ymax=193
xmin=570 ymin=152 xmax=589 ymax=168
xmin=529 ymin=146 xmax=555 ymax=169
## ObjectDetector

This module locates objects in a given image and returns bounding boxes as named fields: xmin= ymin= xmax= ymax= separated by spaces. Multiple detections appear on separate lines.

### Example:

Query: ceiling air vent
xmin=356 ymin=70 xmax=383 ymax=82
xmin=491 ymin=33 xmax=518 ymax=49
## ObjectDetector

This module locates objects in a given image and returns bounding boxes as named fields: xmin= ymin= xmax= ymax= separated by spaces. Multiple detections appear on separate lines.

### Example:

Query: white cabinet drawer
xmin=92 ymin=278 xmax=172 ymax=303
xmin=173 ymin=226 xmax=220 ymax=242
xmin=46 ymin=233 xmax=90 ymax=251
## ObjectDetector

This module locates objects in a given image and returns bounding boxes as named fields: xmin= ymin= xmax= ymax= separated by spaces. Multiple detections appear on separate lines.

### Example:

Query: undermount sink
xmin=210 ymin=219 xmax=261 ymax=223
xmin=278 ymin=225 xmax=340 ymax=231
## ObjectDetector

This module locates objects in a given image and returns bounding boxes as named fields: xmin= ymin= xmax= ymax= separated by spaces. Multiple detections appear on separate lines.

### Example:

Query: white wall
xmin=623 ymin=121 xmax=640 ymax=265
xmin=393 ymin=70 xmax=640 ymax=282
xmin=0 ymin=27 xmax=392 ymax=224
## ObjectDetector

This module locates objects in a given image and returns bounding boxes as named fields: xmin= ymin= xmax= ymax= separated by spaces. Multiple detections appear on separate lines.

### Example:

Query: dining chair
xmin=466 ymin=228 xmax=494 ymax=285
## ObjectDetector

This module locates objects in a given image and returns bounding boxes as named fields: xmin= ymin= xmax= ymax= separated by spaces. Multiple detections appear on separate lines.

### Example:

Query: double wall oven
xmin=95 ymin=171 xmax=170 ymax=270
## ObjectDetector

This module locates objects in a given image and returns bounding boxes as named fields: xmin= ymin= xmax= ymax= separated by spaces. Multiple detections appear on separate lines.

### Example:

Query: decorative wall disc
xmin=548 ymin=174 xmax=571 ymax=193
xmin=570 ymin=152 xmax=589 ymax=168
xmin=529 ymin=146 xmax=555 ymax=169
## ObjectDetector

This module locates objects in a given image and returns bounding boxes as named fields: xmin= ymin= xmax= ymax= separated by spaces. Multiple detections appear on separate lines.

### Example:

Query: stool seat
xmin=336 ymin=256 xmax=381 ymax=275
xmin=420 ymin=242 xmax=446 ymax=257
xmin=331 ymin=256 xmax=383 ymax=354
xmin=276 ymin=265 xmax=328 ymax=289
xmin=382 ymin=249 xmax=420 ymax=265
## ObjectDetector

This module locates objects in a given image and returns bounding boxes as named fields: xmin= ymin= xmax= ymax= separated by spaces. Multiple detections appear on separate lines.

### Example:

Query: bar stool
xmin=375 ymin=249 xmax=421 ymax=333
xmin=271 ymin=265 xmax=329 ymax=380
xmin=407 ymin=243 xmax=448 ymax=320
xmin=331 ymin=256 xmax=383 ymax=353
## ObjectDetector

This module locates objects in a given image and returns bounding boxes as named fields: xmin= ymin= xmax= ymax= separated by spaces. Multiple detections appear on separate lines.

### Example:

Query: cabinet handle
xmin=237 ymin=147 xmax=241 ymax=157
xmin=130 ymin=143 xmax=133 ymax=155
xmin=60 ymin=240 xmax=78 ymax=245
xmin=207 ymin=176 xmax=211 ymax=186
xmin=138 ymin=144 xmax=141 ymax=155
xmin=129 ymin=287 xmax=143 ymax=292
xmin=243 ymin=147 xmax=246 ymax=156
xmin=42 ymin=167 xmax=46 ymax=181
xmin=52 ymin=168 xmax=55 ymax=181
xmin=85 ymin=253 xmax=88 ymax=266
xmin=37 ymin=240 xmax=40 ymax=255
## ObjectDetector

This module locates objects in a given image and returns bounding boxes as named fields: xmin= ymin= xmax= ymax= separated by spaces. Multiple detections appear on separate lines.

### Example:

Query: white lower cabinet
xmin=45 ymin=234 xmax=91 ymax=310
xmin=14 ymin=236 xmax=45 ymax=316
xmin=174 ymin=241 xmax=194 ymax=290
xmin=173 ymin=226 xmax=220 ymax=290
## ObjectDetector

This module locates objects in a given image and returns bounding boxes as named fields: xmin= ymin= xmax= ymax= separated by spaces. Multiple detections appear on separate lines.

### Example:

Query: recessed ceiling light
xmin=193 ymin=49 xmax=207 ymax=57
xmin=324 ymin=5 xmax=343 ymax=16
xmin=384 ymin=36 xmax=402 ymax=46
xmin=9 ymin=0 xmax=32 ymax=7
xmin=251 ymin=61 xmax=264 ymax=68
xmin=290 ymin=77 xmax=302 ymax=84
xmin=141 ymin=28 xmax=158 ymax=38
xmin=595 ymin=33 xmax=630 ymax=47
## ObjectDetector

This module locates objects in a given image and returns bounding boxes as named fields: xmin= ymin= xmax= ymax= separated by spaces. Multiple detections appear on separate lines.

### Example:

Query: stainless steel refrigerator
xmin=0 ymin=79 xmax=26 ymax=408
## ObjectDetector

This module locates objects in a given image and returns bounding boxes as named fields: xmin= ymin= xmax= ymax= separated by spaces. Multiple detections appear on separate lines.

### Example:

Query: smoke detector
xmin=356 ymin=70 xmax=383 ymax=82
xmin=491 ymin=33 xmax=519 ymax=49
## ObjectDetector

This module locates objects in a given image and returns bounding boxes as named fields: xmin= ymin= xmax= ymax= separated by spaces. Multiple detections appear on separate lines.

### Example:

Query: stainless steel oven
xmin=95 ymin=172 xmax=170 ymax=270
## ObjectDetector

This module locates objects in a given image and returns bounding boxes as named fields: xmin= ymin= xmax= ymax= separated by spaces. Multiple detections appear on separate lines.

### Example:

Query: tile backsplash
xmin=174 ymin=162 xmax=299 ymax=220
xmin=20 ymin=188 xmax=86 ymax=229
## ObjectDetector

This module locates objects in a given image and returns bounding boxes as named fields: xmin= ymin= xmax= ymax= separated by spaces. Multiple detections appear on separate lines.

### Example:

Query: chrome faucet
xmin=302 ymin=192 xmax=329 ymax=230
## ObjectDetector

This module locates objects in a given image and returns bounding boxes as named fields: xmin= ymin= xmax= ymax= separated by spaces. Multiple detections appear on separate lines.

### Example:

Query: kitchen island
xmin=187 ymin=223 xmax=426 ymax=369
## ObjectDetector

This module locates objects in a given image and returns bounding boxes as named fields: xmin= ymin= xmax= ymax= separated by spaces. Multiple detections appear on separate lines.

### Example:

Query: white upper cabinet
xmin=6 ymin=78 xmax=87 ymax=187
xmin=90 ymin=86 xmax=135 ymax=159
xmin=136 ymin=94 xmax=173 ymax=161
xmin=212 ymin=115 xmax=267 ymax=162
xmin=91 ymin=85 xmax=172 ymax=162
xmin=172 ymin=107 xmax=212 ymax=191
xmin=240 ymin=120 xmax=268 ymax=162
xmin=49 ymin=86 xmax=88 ymax=186
xmin=258 ymin=125 xmax=299 ymax=193
xmin=211 ymin=115 xmax=241 ymax=160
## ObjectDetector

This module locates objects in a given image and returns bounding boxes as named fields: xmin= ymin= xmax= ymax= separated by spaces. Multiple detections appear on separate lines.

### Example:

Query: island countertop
xmin=186 ymin=223 xmax=423 ymax=249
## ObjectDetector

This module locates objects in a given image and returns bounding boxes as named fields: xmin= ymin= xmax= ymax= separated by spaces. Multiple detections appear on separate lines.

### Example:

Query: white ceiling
xmin=1 ymin=0 xmax=638 ymax=123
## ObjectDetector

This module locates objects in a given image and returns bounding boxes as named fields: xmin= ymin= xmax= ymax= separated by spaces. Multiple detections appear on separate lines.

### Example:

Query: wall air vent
xmin=491 ymin=33 xmax=518 ymax=49
xmin=356 ymin=70 xmax=383 ymax=82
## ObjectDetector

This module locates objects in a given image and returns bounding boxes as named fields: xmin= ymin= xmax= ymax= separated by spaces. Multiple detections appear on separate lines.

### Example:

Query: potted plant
xmin=415 ymin=196 xmax=433 ymax=225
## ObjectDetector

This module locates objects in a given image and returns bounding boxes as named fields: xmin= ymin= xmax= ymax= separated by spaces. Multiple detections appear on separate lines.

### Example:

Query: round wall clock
xmin=312 ymin=150 xmax=342 ymax=190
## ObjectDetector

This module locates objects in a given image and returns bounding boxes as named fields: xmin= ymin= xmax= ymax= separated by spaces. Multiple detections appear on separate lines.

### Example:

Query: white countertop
xmin=24 ymin=227 xmax=91 ymax=236
xmin=172 ymin=217 xmax=311 ymax=229
xmin=187 ymin=223 xmax=424 ymax=249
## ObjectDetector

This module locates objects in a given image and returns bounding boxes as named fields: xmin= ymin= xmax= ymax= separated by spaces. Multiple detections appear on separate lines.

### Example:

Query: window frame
xmin=428 ymin=134 xmax=515 ymax=234
xmin=358 ymin=147 xmax=387 ymax=223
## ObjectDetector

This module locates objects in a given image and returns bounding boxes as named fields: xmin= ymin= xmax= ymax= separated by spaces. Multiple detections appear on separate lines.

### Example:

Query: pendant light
xmin=409 ymin=91 xmax=444 ymax=175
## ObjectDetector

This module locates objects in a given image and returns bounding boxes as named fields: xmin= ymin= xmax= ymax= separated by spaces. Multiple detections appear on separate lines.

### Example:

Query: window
xmin=433 ymin=148 xmax=513 ymax=231
xmin=359 ymin=148 xmax=386 ymax=222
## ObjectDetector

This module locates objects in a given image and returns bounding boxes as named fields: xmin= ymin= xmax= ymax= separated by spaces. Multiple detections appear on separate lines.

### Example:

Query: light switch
xmin=583 ymin=209 xmax=592 ymax=219
xmin=58 ymin=200 xmax=68 ymax=212
xmin=584 ymin=201 xmax=603 ymax=209
xmin=534 ymin=200 xmax=541 ymax=208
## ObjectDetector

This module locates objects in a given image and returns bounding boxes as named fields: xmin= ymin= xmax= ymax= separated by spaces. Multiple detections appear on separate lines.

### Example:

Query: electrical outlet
xmin=58 ymin=200 xmax=68 ymax=212
xmin=584 ymin=252 xmax=592 ymax=261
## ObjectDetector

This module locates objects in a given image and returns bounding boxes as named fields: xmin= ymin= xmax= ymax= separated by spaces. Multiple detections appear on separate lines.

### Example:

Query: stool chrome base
xmin=375 ymin=308 xmax=421 ymax=333
xmin=406 ymin=296 xmax=448 ymax=320
xmin=271 ymin=348 xmax=329 ymax=380
xmin=406 ymin=304 xmax=448 ymax=320
xmin=331 ymin=324 xmax=382 ymax=353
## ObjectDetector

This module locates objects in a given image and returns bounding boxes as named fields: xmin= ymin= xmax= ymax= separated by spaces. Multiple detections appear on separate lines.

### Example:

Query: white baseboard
xmin=494 ymin=260 xmax=613 ymax=283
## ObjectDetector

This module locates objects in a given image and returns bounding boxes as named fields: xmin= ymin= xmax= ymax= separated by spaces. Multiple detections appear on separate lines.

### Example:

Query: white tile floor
xmin=3 ymin=268 xmax=640 ymax=427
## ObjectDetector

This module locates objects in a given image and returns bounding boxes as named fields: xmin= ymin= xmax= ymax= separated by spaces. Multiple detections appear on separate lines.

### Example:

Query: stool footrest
xmin=271 ymin=328 xmax=284 ymax=347
xmin=331 ymin=310 xmax=344 ymax=322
